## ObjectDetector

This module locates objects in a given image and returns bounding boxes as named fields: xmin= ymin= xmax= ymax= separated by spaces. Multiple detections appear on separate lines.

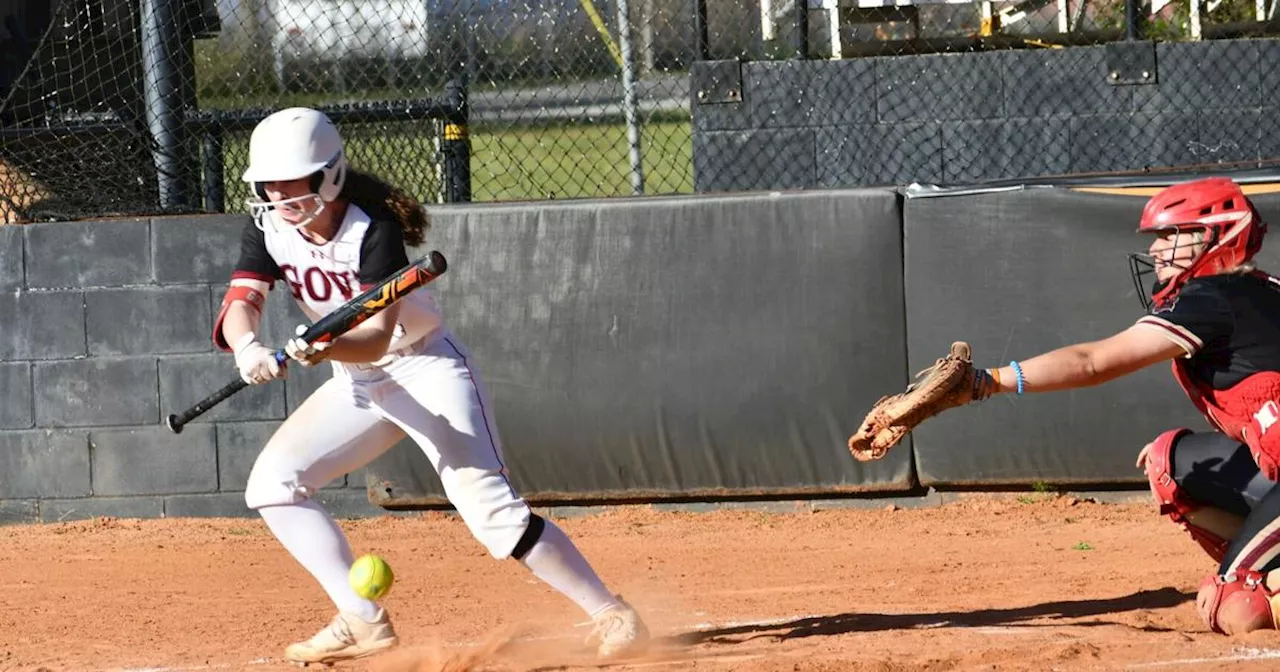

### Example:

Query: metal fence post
xmin=1125 ymin=0 xmax=1143 ymax=40
xmin=693 ymin=0 xmax=710 ymax=60
xmin=794 ymin=0 xmax=809 ymax=58
xmin=140 ymin=0 xmax=198 ymax=210
xmin=200 ymin=127 xmax=225 ymax=213
xmin=442 ymin=78 xmax=472 ymax=203
xmin=617 ymin=0 xmax=645 ymax=195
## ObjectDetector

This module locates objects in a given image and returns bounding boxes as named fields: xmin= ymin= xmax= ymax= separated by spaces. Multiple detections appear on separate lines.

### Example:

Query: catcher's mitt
xmin=847 ymin=341 xmax=996 ymax=461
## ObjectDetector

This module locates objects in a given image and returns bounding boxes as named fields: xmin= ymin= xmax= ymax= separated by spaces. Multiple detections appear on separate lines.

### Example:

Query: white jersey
xmin=231 ymin=205 xmax=445 ymax=370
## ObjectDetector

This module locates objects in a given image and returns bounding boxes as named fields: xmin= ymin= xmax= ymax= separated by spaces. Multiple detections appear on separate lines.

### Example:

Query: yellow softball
xmin=349 ymin=554 xmax=394 ymax=600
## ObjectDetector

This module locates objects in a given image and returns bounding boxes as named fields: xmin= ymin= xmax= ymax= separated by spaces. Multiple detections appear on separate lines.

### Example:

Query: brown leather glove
xmin=847 ymin=341 xmax=996 ymax=461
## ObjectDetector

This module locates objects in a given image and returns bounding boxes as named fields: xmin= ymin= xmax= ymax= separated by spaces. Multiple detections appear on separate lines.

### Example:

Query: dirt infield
xmin=5 ymin=493 xmax=1280 ymax=672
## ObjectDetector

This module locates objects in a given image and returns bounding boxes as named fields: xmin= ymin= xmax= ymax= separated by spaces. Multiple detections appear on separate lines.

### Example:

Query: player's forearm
xmin=990 ymin=345 xmax=1116 ymax=395
xmin=294 ymin=303 xmax=402 ymax=365
xmin=322 ymin=327 xmax=396 ymax=363
xmin=221 ymin=303 xmax=263 ymax=348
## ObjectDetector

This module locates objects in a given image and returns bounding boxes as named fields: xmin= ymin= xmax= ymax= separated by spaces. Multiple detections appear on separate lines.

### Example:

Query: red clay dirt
xmin=4 ymin=493 xmax=1280 ymax=672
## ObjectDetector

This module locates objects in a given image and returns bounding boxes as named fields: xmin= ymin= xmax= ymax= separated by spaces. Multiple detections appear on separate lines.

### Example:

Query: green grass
xmin=469 ymin=119 xmax=693 ymax=201
xmin=214 ymin=119 xmax=693 ymax=209
xmin=193 ymin=41 xmax=694 ymax=205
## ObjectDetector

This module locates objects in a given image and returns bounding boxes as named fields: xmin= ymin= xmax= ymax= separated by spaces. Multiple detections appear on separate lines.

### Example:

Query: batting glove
xmin=232 ymin=332 xmax=285 ymax=385
xmin=285 ymin=324 xmax=331 ymax=366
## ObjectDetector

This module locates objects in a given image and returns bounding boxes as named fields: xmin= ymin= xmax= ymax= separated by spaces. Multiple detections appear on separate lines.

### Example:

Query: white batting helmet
xmin=242 ymin=107 xmax=348 ymax=229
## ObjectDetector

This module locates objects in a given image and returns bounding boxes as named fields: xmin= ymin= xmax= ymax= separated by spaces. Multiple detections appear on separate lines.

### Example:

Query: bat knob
xmin=428 ymin=250 xmax=447 ymax=275
xmin=166 ymin=414 xmax=184 ymax=434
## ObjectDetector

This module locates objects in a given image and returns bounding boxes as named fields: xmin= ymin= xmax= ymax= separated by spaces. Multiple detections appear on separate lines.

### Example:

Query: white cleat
xmin=587 ymin=596 xmax=650 ymax=659
xmin=284 ymin=608 xmax=398 ymax=666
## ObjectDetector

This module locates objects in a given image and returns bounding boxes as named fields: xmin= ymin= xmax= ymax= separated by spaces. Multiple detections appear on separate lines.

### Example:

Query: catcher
xmin=850 ymin=176 xmax=1280 ymax=636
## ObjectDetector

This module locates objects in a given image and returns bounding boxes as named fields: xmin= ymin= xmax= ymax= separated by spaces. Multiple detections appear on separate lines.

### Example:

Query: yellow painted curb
xmin=1072 ymin=183 xmax=1280 ymax=197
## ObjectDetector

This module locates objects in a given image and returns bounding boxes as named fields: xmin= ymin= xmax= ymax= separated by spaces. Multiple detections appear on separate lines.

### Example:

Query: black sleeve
xmin=232 ymin=219 xmax=283 ymax=284
xmin=1137 ymin=280 xmax=1234 ymax=356
xmin=357 ymin=218 xmax=411 ymax=287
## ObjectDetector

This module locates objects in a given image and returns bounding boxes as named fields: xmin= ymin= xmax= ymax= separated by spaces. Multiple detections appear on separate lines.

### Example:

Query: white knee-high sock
xmin=257 ymin=500 xmax=380 ymax=621
xmin=518 ymin=518 xmax=620 ymax=618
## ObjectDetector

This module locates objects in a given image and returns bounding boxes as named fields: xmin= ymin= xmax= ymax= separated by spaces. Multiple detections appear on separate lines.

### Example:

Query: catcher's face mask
xmin=1128 ymin=230 xmax=1205 ymax=312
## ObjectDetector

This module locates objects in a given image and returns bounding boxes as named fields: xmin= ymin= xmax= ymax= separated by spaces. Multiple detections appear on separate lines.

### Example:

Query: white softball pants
xmin=243 ymin=333 xmax=532 ymax=559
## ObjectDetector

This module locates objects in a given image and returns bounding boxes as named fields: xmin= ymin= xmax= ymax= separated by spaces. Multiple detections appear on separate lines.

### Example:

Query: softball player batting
xmin=851 ymin=177 xmax=1280 ymax=637
xmin=215 ymin=107 xmax=648 ymax=665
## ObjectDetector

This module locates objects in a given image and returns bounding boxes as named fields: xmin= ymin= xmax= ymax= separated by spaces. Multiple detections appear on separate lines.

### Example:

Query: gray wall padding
xmin=369 ymin=188 xmax=914 ymax=505
xmin=904 ymin=188 xmax=1280 ymax=486
xmin=12 ymin=185 xmax=1280 ymax=519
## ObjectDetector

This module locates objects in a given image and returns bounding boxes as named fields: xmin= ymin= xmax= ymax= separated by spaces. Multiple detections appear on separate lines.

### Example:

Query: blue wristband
xmin=1010 ymin=360 xmax=1025 ymax=396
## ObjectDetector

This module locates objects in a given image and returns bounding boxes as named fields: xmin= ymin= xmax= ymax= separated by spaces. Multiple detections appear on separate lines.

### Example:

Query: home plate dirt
xmin=4 ymin=494 xmax=1280 ymax=671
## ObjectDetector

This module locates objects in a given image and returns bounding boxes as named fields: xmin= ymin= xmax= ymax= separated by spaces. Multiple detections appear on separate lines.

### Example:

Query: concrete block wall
xmin=0 ymin=215 xmax=384 ymax=524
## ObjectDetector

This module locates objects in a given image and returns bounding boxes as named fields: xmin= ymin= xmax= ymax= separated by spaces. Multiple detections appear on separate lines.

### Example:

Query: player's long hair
xmin=340 ymin=169 xmax=429 ymax=247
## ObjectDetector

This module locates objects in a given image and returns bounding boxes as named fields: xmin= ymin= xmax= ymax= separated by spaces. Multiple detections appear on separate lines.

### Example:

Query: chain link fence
xmin=0 ymin=0 xmax=702 ymax=222
xmin=1 ymin=0 xmax=1277 ymax=222
xmin=693 ymin=0 xmax=1280 ymax=192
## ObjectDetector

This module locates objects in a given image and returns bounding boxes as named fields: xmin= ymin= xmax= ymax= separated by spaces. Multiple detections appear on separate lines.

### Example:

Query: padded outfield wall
xmin=2 ymin=185 xmax=1279 ymax=519
xmin=903 ymin=186 xmax=1280 ymax=487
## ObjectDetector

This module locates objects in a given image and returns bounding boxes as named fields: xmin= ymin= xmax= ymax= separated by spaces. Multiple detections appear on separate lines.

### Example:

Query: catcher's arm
xmin=848 ymin=325 xmax=1185 ymax=462
xmin=987 ymin=324 xmax=1186 ymax=395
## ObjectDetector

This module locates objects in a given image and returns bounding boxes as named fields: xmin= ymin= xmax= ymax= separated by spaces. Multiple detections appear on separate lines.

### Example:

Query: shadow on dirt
xmin=667 ymin=586 xmax=1197 ymax=646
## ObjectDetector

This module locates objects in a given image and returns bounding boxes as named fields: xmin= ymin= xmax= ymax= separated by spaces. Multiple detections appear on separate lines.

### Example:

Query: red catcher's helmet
xmin=1129 ymin=177 xmax=1267 ymax=311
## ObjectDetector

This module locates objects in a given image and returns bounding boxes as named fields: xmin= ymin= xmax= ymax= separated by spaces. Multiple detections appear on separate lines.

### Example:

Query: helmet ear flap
xmin=316 ymin=155 xmax=347 ymax=202
xmin=253 ymin=182 xmax=268 ymax=201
